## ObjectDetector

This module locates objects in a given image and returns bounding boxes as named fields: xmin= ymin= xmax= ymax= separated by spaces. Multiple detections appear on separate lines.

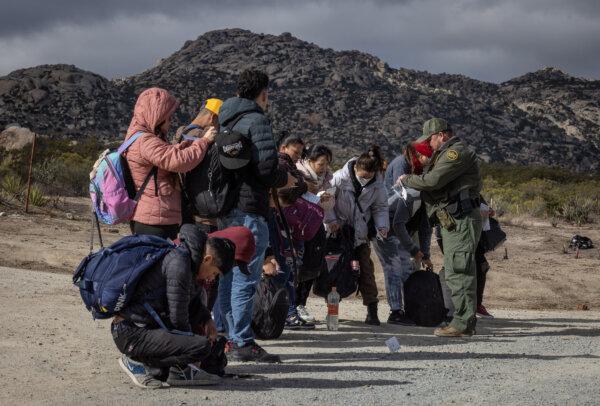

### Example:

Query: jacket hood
xmin=126 ymin=87 xmax=179 ymax=139
xmin=218 ymin=97 xmax=264 ymax=127
xmin=178 ymin=224 xmax=208 ymax=273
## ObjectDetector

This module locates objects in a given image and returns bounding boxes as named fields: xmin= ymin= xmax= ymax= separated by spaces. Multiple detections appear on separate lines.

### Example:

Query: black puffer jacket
xmin=219 ymin=97 xmax=287 ymax=218
xmin=119 ymin=225 xmax=211 ymax=332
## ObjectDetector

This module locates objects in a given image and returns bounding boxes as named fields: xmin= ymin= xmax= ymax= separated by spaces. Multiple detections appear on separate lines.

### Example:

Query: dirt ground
xmin=1 ymin=197 xmax=599 ymax=310
xmin=1 ymin=266 xmax=599 ymax=405
xmin=2 ymin=198 xmax=600 ymax=405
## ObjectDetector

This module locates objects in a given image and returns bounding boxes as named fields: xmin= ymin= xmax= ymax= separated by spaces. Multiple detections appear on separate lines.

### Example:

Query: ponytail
xmin=356 ymin=144 xmax=384 ymax=173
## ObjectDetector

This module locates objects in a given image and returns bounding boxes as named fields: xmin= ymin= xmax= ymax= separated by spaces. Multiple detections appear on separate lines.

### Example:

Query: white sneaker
xmin=296 ymin=305 xmax=316 ymax=323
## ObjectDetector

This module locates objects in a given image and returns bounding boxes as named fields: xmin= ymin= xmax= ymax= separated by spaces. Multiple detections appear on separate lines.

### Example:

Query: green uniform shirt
xmin=402 ymin=137 xmax=482 ymax=218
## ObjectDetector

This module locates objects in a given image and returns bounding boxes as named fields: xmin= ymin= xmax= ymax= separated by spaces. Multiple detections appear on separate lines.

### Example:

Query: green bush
xmin=28 ymin=185 xmax=48 ymax=207
xmin=482 ymin=163 xmax=600 ymax=224
xmin=1 ymin=174 xmax=24 ymax=198
xmin=559 ymin=197 xmax=597 ymax=225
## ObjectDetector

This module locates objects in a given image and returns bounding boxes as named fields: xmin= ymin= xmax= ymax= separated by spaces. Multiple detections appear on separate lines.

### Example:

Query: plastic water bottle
xmin=326 ymin=287 xmax=340 ymax=331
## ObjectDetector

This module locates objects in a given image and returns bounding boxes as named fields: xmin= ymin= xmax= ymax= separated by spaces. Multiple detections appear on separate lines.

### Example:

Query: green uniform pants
xmin=440 ymin=210 xmax=482 ymax=332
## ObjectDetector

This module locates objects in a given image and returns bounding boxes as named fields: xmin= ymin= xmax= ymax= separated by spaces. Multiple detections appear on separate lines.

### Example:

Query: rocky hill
xmin=0 ymin=29 xmax=598 ymax=171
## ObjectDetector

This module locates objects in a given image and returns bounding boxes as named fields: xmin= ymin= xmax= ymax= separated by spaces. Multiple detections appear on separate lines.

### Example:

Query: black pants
xmin=111 ymin=320 xmax=212 ymax=381
xmin=475 ymin=236 xmax=489 ymax=307
xmin=130 ymin=221 xmax=179 ymax=240
xmin=295 ymin=280 xmax=314 ymax=307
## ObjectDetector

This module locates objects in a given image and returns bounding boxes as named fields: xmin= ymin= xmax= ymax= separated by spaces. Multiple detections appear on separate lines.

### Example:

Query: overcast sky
xmin=0 ymin=0 xmax=599 ymax=83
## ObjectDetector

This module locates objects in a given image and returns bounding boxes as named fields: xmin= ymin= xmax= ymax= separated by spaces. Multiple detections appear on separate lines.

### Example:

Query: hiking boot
xmin=476 ymin=305 xmax=494 ymax=319
xmin=166 ymin=365 xmax=222 ymax=386
xmin=387 ymin=310 xmax=416 ymax=326
xmin=285 ymin=313 xmax=316 ymax=330
xmin=433 ymin=326 xmax=475 ymax=337
xmin=365 ymin=302 xmax=381 ymax=326
xmin=296 ymin=305 xmax=316 ymax=323
xmin=118 ymin=354 xmax=164 ymax=389
xmin=231 ymin=342 xmax=281 ymax=363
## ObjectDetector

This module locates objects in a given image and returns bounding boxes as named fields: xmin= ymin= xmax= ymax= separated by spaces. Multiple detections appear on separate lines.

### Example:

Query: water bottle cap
xmin=331 ymin=286 xmax=337 ymax=292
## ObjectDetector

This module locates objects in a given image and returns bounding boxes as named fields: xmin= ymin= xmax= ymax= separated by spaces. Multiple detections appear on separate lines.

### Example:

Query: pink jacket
xmin=124 ymin=88 xmax=209 ymax=226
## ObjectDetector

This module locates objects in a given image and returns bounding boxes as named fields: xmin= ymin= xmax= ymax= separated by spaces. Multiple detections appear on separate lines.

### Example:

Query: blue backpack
xmin=73 ymin=234 xmax=176 ymax=320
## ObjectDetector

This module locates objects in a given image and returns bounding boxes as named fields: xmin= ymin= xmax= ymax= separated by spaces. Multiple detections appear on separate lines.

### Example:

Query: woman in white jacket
xmin=327 ymin=145 xmax=389 ymax=325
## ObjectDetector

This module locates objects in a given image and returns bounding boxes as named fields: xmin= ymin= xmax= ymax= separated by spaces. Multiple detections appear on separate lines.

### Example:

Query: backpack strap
xmin=181 ymin=124 xmax=203 ymax=141
xmin=119 ymin=131 xmax=159 ymax=199
xmin=117 ymin=131 xmax=145 ymax=154
xmin=271 ymin=188 xmax=299 ymax=275
xmin=222 ymin=111 xmax=252 ymax=132
xmin=89 ymin=211 xmax=104 ymax=253
xmin=142 ymin=302 xmax=194 ymax=336
xmin=134 ymin=166 xmax=159 ymax=201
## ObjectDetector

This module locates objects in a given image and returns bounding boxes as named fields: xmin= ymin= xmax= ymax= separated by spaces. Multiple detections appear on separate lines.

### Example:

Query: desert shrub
xmin=482 ymin=163 xmax=600 ymax=224
xmin=559 ymin=197 xmax=596 ymax=226
xmin=1 ymin=174 xmax=24 ymax=198
xmin=28 ymin=185 xmax=48 ymax=207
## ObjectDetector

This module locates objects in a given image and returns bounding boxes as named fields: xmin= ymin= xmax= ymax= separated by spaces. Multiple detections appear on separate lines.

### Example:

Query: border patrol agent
xmin=399 ymin=118 xmax=482 ymax=337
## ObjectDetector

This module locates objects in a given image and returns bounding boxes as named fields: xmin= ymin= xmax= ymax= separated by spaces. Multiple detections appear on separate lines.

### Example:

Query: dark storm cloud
xmin=0 ymin=0 xmax=599 ymax=82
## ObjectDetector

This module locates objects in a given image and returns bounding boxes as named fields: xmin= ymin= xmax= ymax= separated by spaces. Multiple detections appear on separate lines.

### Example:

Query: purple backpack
xmin=282 ymin=198 xmax=325 ymax=241
xmin=89 ymin=132 xmax=157 ymax=225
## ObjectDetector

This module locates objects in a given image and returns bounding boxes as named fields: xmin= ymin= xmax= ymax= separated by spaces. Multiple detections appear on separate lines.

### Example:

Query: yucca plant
xmin=1 ymin=174 xmax=23 ymax=198
xmin=28 ymin=185 xmax=48 ymax=207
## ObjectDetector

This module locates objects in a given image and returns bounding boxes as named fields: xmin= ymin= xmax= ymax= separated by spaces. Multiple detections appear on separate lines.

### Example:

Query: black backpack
xmin=484 ymin=217 xmax=507 ymax=252
xmin=313 ymin=225 xmax=359 ymax=299
xmin=404 ymin=269 xmax=447 ymax=327
xmin=251 ymin=276 xmax=289 ymax=340
xmin=184 ymin=114 xmax=249 ymax=219
xmin=570 ymin=235 xmax=594 ymax=250
xmin=297 ymin=225 xmax=326 ymax=282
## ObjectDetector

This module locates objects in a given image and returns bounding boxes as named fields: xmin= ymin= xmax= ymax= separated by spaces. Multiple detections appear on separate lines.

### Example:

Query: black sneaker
xmin=285 ymin=313 xmax=316 ymax=330
xmin=231 ymin=342 xmax=281 ymax=363
xmin=387 ymin=310 xmax=416 ymax=326
xmin=365 ymin=302 xmax=381 ymax=326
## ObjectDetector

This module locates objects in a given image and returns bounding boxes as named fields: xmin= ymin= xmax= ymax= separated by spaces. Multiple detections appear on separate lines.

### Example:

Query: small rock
xmin=0 ymin=212 xmax=5 ymax=217
xmin=108 ymin=228 xmax=119 ymax=234
xmin=66 ymin=213 xmax=74 ymax=220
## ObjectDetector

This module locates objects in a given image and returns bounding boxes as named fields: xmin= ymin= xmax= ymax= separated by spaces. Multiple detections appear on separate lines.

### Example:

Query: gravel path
xmin=1 ymin=266 xmax=599 ymax=405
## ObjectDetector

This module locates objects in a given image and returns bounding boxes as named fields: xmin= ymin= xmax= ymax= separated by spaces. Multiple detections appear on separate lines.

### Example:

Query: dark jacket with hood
xmin=219 ymin=97 xmax=288 ymax=218
xmin=119 ymin=225 xmax=211 ymax=332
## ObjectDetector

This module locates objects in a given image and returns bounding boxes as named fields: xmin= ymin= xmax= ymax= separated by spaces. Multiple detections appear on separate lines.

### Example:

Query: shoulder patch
xmin=446 ymin=149 xmax=459 ymax=161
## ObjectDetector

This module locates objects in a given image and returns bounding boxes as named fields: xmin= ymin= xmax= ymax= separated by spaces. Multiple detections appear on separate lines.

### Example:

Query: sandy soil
xmin=1 ymin=197 xmax=599 ymax=310
xmin=1 ymin=266 xmax=599 ymax=405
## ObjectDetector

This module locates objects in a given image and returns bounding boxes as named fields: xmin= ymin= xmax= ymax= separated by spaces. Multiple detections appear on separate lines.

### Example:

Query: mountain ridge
xmin=0 ymin=28 xmax=598 ymax=171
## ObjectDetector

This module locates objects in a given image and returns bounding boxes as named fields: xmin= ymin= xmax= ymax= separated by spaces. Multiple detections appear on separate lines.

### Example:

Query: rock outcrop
xmin=0 ymin=29 xmax=598 ymax=171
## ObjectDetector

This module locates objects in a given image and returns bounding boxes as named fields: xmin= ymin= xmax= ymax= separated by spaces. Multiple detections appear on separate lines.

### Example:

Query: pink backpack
xmin=282 ymin=198 xmax=324 ymax=241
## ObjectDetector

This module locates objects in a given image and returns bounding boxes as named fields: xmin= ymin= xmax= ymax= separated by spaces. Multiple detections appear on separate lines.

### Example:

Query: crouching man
xmin=112 ymin=224 xmax=236 ymax=388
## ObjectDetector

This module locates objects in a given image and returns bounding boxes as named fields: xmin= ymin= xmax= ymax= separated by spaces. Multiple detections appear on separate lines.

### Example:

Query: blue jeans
xmin=218 ymin=209 xmax=269 ymax=347
xmin=267 ymin=209 xmax=297 ymax=316
xmin=212 ymin=298 xmax=226 ymax=333
xmin=372 ymin=235 xmax=415 ymax=311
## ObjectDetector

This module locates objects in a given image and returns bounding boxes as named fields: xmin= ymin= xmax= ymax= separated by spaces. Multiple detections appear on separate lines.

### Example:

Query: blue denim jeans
xmin=212 ymin=297 xmax=226 ymax=333
xmin=218 ymin=209 xmax=269 ymax=347
xmin=372 ymin=235 xmax=415 ymax=311
xmin=267 ymin=209 xmax=297 ymax=316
